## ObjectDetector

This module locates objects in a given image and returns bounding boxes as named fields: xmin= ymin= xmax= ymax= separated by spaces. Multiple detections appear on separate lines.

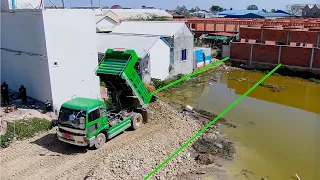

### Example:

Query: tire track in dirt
xmin=48 ymin=123 xmax=162 ymax=180
xmin=1 ymin=122 xmax=163 ymax=180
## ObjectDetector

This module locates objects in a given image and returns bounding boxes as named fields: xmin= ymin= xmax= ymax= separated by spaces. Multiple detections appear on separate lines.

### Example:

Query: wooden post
xmin=286 ymin=31 xmax=290 ymax=45
xmin=261 ymin=29 xmax=264 ymax=43
xmin=310 ymin=48 xmax=315 ymax=69
xmin=249 ymin=43 xmax=253 ymax=65
xmin=317 ymin=32 xmax=320 ymax=48
xmin=278 ymin=46 xmax=282 ymax=64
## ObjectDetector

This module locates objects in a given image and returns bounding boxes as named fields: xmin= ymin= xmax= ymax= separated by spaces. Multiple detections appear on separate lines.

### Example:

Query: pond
xmin=193 ymin=71 xmax=320 ymax=180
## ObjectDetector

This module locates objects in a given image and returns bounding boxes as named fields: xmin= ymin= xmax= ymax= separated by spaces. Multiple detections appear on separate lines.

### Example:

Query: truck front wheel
xmin=131 ymin=113 xmax=143 ymax=130
xmin=94 ymin=133 xmax=106 ymax=149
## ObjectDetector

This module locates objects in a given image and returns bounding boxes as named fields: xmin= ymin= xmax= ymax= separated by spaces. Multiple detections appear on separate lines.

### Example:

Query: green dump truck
xmin=56 ymin=48 xmax=154 ymax=149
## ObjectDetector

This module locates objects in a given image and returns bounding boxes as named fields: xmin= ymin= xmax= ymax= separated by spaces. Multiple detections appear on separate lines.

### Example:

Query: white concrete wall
xmin=149 ymin=40 xmax=170 ymax=80
xmin=173 ymin=25 xmax=194 ymax=76
xmin=0 ymin=10 xmax=53 ymax=102
xmin=96 ymin=17 xmax=117 ymax=32
xmin=42 ymin=9 xmax=100 ymax=111
xmin=222 ymin=44 xmax=230 ymax=58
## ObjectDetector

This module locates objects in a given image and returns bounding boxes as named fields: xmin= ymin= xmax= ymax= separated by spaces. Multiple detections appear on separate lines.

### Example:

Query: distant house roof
xmin=108 ymin=9 xmax=172 ymax=20
xmin=112 ymin=21 xmax=189 ymax=37
xmin=275 ymin=10 xmax=291 ymax=15
xmin=218 ymin=10 xmax=265 ymax=16
xmin=111 ymin=5 xmax=122 ymax=9
xmin=96 ymin=33 xmax=168 ymax=58
xmin=224 ymin=12 xmax=291 ymax=18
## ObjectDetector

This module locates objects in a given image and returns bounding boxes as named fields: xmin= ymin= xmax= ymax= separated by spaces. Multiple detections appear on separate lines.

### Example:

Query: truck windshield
xmin=58 ymin=107 xmax=86 ymax=129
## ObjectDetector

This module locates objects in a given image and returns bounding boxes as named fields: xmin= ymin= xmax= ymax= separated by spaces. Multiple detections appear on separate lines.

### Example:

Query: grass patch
xmin=1 ymin=118 xmax=52 ymax=148
xmin=309 ymin=78 xmax=320 ymax=83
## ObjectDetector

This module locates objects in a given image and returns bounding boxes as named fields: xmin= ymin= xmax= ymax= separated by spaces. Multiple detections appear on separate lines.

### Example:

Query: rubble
xmin=0 ymin=100 xmax=231 ymax=180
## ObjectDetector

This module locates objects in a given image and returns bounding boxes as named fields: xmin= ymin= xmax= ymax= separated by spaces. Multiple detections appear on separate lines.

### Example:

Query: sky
xmin=46 ymin=0 xmax=319 ymax=11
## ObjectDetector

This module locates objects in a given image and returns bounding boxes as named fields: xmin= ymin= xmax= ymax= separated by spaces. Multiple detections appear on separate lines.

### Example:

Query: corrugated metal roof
xmin=112 ymin=21 xmax=186 ymax=36
xmin=256 ymin=12 xmax=291 ymax=18
xmin=218 ymin=10 xmax=264 ymax=16
xmin=224 ymin=12 xmax=291 ymax=18
xmin=96 ymin=33 xmax=163 ymax=58
xmin=108 ymin=9 xmax=173 ymax=19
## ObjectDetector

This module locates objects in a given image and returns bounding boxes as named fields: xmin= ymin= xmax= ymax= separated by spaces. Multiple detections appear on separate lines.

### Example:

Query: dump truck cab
xmin=56 ymin=48 xmax=155 ymax=149
xmin=57 ymin=98 xmax=107 ymax=147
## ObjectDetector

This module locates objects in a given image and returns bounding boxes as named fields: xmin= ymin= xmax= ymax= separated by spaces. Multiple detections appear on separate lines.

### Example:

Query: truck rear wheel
xmin=94 ymin=133 xmax=106 ymax=149
xmin=131 ymin=113 xmax=143 ymax=130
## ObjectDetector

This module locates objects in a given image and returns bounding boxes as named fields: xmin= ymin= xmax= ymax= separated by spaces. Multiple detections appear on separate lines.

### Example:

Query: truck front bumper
xmin=57 ymin=130 xmax=95 ymax=147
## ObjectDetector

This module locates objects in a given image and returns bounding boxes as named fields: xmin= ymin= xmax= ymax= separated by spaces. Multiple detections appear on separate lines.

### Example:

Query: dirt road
xmin=0 ymin=101 xmax=207 ymax=180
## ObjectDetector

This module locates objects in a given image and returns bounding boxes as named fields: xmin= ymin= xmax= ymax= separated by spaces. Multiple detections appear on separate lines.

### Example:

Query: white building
xmin=108 ymin=9 xmax=172 ymax=20
xmin=94 ymin=9 xmax=172 ymax=33
xmin=96 ymin=33 xmax=171 ymax=82
xmin=1 ymin=9 xmax=101 ymax=113
xmin=112 ymin=21 xmax=195 ymax=77
xmin=95 ymin=9 xmax=119 ymax=32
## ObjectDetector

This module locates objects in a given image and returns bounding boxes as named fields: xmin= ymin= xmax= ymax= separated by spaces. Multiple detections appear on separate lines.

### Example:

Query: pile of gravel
xmin=86 ymin=100 xmax=202 ymax=180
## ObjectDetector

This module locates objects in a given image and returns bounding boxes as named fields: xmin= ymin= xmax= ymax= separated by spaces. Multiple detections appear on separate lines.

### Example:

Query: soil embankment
xmin=0 ymin=100 xmax=233 ymax=180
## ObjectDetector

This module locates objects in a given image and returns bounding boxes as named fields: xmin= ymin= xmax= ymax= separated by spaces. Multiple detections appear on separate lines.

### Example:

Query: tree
xmin=230 ymin=7 xmax=233 ymax=10
xmin=247 ymin=5 xmax=258 ymax=10
xmin=127 ymin=13 xmax=170 ymax=21
xmin=271 ymin=9 xmax=276 ymax=13
xmin=176 ymin=5 xmax=191 ymax=17
xmin=210 ymin=5 xmax=224 ymax=12
xmin=190 ymin=6 xmax=201 ymax=13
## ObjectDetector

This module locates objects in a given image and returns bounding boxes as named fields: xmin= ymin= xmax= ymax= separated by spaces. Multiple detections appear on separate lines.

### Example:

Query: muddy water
xmin=193 ymin=71 xmax=320 ymax=180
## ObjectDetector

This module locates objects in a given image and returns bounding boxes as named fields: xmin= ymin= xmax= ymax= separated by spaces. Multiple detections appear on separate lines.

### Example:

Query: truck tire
xmin=94 ymin=133 xmax=106 ymax=149
xmin=131 ymin=113 xmax=143 ymax=130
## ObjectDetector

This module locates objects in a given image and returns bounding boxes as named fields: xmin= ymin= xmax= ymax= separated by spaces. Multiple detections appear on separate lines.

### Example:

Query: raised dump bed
xmin=96 ymin=48 xmax=153 ymax=111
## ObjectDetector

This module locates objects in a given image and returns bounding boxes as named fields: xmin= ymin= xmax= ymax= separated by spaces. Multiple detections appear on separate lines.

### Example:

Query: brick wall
xmin=239 ymin=28 xmax=320 ymax=44
xmin=216 ymin=24 xmax=224 ymax=31
xmin=252 ymin=44 xmax=279 ymax=64
xmin=230 ymin=43 xmax=251 ymax=60
xmin=239 ymin=28 xmax=261 ymax=40
xmin=263 ymin=29 xmax=288 ymax=42
xmin=230 ymin=43 xmax=318 ymax=69
xmin=289 ymin=31 xmax=318 ymax=43
xmin=280 ymin=47 xmax=312 ymax=67
xmin=313 ymin=48 xmax=320 ymax=69
xmin=197 ymin=23 xmax=204 ymax=31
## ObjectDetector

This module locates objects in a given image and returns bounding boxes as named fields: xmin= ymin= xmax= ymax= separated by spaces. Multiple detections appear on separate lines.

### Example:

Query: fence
xmin=239 ymin=28 xmax=320 ymax=46
xmin=230 ymin=42 xmax=320 ymax=70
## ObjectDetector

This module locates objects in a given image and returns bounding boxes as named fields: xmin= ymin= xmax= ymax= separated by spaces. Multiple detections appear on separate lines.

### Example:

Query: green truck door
xmin=87 ymin=106 xmax=108 ymax=138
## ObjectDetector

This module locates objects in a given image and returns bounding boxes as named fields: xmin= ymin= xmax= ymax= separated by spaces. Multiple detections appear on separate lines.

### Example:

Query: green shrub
xmin=100 ymin=81 xmax=107 ymax=88
xmin=1 ymin=118 xmax=52 ymax=148
xmin=309 ymin=78 xmax=320 ymax=83
xmin=104 ymin=97 xmax=113 ymax=107
xmin=151 ymin=78 xmax=166 ymax=89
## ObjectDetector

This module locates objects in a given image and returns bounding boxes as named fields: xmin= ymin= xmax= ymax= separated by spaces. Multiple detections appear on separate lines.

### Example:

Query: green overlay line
xmin=151 ymin=57 xmax=230 ymax=95
xmin=144 ymin=63 xmax=282 ymax=179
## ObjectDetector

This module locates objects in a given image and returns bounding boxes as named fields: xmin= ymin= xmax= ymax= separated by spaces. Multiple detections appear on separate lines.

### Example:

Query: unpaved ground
xmin=0 ymin=100 xmax=228 ymax=180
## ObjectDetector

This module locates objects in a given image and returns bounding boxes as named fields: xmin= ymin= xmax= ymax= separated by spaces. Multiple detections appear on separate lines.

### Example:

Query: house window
xmin=191 ymin=24 xmax=196 ymax=29
xmin=181 ymin=49 xmax=187 ymax=61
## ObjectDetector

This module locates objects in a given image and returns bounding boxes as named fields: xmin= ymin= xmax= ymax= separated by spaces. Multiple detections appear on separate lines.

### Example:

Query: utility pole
xmin=90 ymin=0 xmax=93 ymax=8
xmin=61 ymin=0 xmax=65 ymax=8
xmin=99 ymin=0 xmax=101 ymax=9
